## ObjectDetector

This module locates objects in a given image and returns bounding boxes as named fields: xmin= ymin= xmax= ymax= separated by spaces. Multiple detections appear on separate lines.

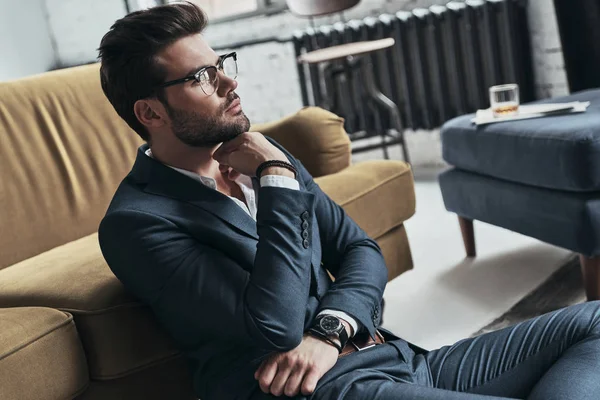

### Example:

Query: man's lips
xmin=225 ymin=98 xmax=241 ymax=112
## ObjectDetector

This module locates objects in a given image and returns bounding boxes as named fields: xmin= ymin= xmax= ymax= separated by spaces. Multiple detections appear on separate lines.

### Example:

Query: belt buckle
xmin=351 ymin=339 xmax=376 ymax=352
xmin=358 ymin=343 xmax=376 ymax=351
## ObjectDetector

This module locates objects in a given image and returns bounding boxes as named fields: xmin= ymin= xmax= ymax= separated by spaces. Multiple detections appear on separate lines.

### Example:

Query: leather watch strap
xmin=308 ymin=328 xmax=343 ymax=353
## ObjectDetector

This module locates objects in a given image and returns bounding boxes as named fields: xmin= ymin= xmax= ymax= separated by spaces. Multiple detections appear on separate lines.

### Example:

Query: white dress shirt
xmin=145 ymin=149 xmax=358 ymax=336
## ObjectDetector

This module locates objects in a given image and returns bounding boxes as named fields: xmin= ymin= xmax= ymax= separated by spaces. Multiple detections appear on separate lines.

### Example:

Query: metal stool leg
xmin=361 ymin=59 xmax=410 ymax=163
xmin=317 ymin=61 xmax=333 ymax=110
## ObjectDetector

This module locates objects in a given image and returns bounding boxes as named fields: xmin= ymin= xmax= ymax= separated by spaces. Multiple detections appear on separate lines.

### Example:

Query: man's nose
xmin=217 ymin=72 xmax=237 ymax=96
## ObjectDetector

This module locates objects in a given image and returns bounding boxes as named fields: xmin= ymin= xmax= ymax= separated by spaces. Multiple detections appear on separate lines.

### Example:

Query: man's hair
xmin=98 ymin=2 xmax=208 ymax=142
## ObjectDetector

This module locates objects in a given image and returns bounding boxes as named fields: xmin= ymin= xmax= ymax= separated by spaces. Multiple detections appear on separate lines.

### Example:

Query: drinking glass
xmin=490 ymin=84 xmax=519 ymax=117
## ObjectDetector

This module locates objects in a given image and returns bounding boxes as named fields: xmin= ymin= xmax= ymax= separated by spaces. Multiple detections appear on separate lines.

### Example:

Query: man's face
xmin=155 ymin=34 xmax=250 ymax=147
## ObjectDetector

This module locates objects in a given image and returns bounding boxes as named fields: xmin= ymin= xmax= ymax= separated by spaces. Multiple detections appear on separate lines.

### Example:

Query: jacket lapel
xmin=130 ymin=145 xmax=259 ymax=240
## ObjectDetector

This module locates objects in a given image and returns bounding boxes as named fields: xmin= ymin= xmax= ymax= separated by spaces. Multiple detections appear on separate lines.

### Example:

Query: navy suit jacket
xmin=98 ymin=140 xmax=394 ymax=399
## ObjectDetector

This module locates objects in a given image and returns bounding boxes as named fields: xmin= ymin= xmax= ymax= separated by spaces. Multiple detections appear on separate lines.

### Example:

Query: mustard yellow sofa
xmin=0 ymin=64 xmax=415 ymax=400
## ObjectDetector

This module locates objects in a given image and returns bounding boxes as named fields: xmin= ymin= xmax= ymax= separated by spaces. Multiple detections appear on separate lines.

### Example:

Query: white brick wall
xmin=526 ymin=0 xmax=569 ymax=98
xmin=226 ymin=42 xmax=304 ymax=124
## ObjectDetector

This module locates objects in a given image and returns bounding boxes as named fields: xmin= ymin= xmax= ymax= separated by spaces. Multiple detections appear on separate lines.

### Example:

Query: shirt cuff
xmin=260 ymin=175 xmax=299 ymax=190
xmin=317 ymin=310 xmax=359 ymax=337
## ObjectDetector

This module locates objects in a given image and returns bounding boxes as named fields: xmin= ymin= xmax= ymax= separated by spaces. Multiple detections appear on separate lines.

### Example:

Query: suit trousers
xmin=315 ymin=301 xmax=600 ymax=399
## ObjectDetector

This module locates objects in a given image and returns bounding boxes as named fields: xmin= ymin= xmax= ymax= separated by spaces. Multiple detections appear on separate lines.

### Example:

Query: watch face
xmin=320 ymin=315 xmax=341 ymax=333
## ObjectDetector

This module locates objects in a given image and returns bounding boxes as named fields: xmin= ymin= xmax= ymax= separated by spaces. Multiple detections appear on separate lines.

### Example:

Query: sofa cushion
xmin=0 ymin=234 xmax=180 ymax=380
xmin=315 ymin=160 xmax=415 ymax=240
xmin=252 ymin=107 xmax=352 ymax=178
xmin=0 ymin=307 xmax=88 ymax=400
xmin=442 ymin=89 xmax=600 ymax=192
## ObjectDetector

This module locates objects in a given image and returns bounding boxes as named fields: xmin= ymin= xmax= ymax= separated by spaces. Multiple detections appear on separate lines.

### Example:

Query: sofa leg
xmin=458 ymin=216 xmax=476 ymax=258
xmin=580 ymin=255 xmax=600 ymax=301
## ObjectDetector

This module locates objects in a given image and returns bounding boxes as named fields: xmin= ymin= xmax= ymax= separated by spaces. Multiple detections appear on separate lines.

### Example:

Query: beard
xmin=165 ymin=93 xmax=251 ymax=147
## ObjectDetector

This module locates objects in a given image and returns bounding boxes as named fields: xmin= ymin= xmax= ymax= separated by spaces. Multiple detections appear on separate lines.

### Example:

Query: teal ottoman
xmin=439 ymin=89 xmax=600 ymax=300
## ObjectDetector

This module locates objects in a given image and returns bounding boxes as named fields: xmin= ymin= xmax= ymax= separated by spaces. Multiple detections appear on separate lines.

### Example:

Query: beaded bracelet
xmin=255 ymin=160 xmax=298 ymax=179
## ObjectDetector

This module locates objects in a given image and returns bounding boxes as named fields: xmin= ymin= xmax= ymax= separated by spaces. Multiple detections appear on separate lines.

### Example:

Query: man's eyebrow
xmin=184 ymin=56 xmax=222 ymax=77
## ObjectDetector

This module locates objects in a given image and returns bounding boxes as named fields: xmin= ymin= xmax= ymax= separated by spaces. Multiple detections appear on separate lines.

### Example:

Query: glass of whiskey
xmin=490 ymin=84 xmax=519 ymax=117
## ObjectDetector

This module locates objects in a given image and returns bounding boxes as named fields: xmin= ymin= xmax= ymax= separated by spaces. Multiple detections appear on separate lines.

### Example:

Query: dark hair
xmin=98 ymin=2 xmax=208 ymax=142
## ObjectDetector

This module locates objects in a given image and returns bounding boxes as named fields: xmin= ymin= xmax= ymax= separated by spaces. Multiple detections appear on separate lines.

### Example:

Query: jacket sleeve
xmin=268 ymin=139 xmax=389 ymax=337
xmin=98 ymin=185 xmax=315 ymax=352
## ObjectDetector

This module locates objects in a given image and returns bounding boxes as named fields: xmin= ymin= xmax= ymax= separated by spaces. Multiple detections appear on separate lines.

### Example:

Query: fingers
xmin=228 ymin=168 xmax=241 ymax=181
xmin=283 ymin=365 xmax=306 ymax=397
xmin=301 ymin=367 xmax=321 ymax=396
xmin=256 ymin=356 xmax=317 ymax=397
xmin=255 ymin=338 xmax=333 ymax=398
xmin=218 ymin=163 xmax=230 ymax=174
xmin=212 ymin=145 xmax=231 ymax=164
xmin=212 ymin=142 xmax=235 ymax=164
xmin=254 ymin=358 xmax=268 ymax=382
xmin=269 ymin=360 xmax=295 ymax=396
xmin=216 ymin=163 xmax=241 ymax=182
xmin=255 ymin=355 xmax=308 ymax=397
xmin=212 ymin=133 xmax=247 ymax=160
xmin=256 ymin=359 xmax=278 ymax=394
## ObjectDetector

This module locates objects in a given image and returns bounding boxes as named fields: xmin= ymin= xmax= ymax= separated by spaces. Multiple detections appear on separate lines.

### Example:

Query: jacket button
xmin=302 ymin=230 xmax=309 ymax=239
xmin=303 ymin=239 xmax=310 ymax=249
xmin=301 ymin=211 xmax=309 ymax=220
xmin=302 ymin=221 xmax=309 ymax=230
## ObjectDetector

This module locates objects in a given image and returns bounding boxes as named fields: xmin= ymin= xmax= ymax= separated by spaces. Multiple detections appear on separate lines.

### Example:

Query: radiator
xmin=292 ymin=0 xmax=535 ymax=137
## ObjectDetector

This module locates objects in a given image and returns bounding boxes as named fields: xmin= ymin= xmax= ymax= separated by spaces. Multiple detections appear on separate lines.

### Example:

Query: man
xmin=98 ymin=2 xmax=600 ymax=399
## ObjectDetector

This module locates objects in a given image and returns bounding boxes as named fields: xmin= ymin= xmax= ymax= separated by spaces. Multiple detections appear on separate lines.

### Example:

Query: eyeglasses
xmin=157 ymin=52 xmax=238 ymax=96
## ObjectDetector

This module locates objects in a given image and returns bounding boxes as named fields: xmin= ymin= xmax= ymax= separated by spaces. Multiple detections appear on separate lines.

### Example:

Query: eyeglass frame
xmin=155 ymin=52 xmax=238 ymax=93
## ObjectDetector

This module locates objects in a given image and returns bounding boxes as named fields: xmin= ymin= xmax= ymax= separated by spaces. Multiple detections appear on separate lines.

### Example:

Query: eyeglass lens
xmin=195 ymin=55 xmax=238 ymax=95
xmin=222 ymin=55 xmax=238 ymax=80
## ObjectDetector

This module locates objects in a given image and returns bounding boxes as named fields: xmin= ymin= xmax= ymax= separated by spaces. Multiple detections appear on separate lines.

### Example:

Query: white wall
xmin=0 ymin=0 xmax=56 ymax=81
xmin=45 ymin=0 xmax=127 ymax=67
xmin=527 ymin=0 xmax=569 ymax=98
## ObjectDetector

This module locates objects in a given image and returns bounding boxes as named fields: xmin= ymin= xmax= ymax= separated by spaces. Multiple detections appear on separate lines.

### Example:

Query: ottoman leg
xmin=580 ymin=255 xmax=600 ymax=301
xmin=458 ymin=216 xmax=476 ymax=258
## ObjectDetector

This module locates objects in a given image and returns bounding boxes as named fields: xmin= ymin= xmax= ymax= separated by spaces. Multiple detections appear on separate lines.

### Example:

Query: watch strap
xmin=337 ymin=321 xmax=349 ymax=348
xmin=308 ymin=328 xmax=343 ymax=353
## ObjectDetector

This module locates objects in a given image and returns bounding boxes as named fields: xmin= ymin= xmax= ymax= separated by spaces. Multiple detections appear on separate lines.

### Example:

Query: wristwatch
xmin=309 ymin=315 xmax=349 ymax=353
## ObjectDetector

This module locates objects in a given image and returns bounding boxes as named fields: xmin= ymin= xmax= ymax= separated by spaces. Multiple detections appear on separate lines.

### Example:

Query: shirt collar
xmin=144 ymin=148 xmax=219 ymax=189
xmin=144 ymin=148 xmax=255 ymax=191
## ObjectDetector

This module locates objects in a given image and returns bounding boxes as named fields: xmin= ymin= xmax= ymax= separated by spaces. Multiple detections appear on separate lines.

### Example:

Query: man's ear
xmin=133 ymin=98 xmax=167 ymax=129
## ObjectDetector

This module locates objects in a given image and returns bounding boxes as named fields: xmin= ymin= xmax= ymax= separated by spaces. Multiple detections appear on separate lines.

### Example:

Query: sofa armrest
xmin=315 ymin=160 xmax=415 ymax=281
xmin=251 ymin=107 xmax=351 ymax=178
xmin=315 ymin=160 xmax=415 ymax=238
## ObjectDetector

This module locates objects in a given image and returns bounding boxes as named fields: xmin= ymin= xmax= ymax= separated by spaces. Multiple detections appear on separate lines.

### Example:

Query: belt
xmin=339 ymin=330 xmax=385 ymax=358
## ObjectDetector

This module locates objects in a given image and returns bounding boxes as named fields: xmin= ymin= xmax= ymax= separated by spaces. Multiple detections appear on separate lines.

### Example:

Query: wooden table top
xmin=297 ymin=38 xmax=395 ymax=64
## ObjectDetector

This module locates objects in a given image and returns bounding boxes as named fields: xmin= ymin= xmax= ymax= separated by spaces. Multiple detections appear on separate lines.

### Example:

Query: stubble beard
xmin=166 ymin=95 xmax=251 ymax=148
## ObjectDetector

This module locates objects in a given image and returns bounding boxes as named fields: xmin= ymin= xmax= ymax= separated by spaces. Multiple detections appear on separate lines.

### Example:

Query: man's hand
xmin=254 ymin=334 xmax=338 ymax=397
xmin=212 ymin=132 xmax=291 ymax=178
